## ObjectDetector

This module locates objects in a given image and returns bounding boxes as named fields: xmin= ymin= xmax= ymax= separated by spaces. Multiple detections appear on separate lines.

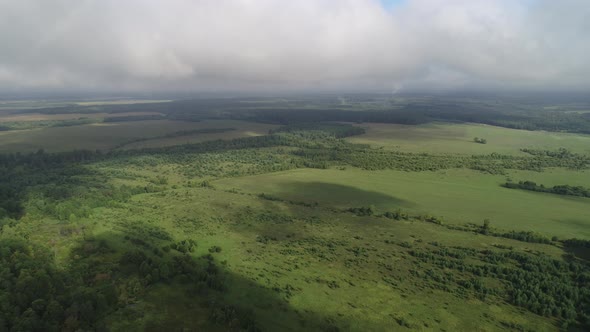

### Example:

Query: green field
xmin=118 ymin=121 xmax=278 ymax=150
xmin=214 ymin=167 xmax=590 ymax=240
xmin=0 ymin=120 xmax=276 ymax=153
xmin=18 ymin=171 xmax=562 ymax=331
xmin=347 ymin=122 xmax=590 ymax=155
xmin=2 ymin=98 xmax=590 ymax=331
xmin=0 ymin=99 xmax=169 ymax=111
xmin=83 ymin=184 xmax=557 ymax=331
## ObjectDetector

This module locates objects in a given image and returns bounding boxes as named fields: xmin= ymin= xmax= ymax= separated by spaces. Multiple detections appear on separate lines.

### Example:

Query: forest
xmin=6 ymin=95 xmax=590 ymax=134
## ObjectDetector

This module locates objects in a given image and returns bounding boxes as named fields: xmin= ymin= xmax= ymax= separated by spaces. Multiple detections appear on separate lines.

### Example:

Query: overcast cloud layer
xmin=0 ymin=0 xmax=588 ymax=94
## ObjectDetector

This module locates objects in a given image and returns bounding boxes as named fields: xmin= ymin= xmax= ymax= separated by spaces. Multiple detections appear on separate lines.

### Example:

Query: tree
xmin=482 ymin=219 xmax=491 ymax=234
xmin=473 ymin=137 xmax=487 ymax=144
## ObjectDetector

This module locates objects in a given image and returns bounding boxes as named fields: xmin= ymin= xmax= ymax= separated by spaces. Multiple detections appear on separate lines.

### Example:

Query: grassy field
xmin=0 ymin=120 xmax=277 ymax=153
xmin=214 ymin=167 xmax=590 ymax=239
xmin=117 ymin=121 xmax=278 ymax=150
xmin=347 ymin=122 xmax=590 ymax=155
xmin=0 ymin=111 xmax=163 ymax=123
xmin=25 ymin=177 xmax=559 ymax=331
xmin=2 ymin=109 xmax=589 ymax=331
xmin=0 ymin=99 xmax=169 ymax=111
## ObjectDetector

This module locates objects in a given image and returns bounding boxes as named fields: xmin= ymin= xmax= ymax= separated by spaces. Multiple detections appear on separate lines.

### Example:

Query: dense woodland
xmin=4 ymin=95 xmax=590 ymax=134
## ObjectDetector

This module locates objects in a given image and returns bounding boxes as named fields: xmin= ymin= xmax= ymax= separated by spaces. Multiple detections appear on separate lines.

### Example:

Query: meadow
xmin=0 ymin=98 xmax=169 ymax=112
xmin=84 ymin=183 xmax=560 ymax=331
xmin=0 ymin=119 xmax=276 ymax=153
xmin=0 ymin=96 xmax=589 ymax=331
xmin=346 ymin=122 xmax=590 ymax=155
xmin=0 ymin=111 xmax=163 ymax=123
xmin=214 ymin=167 xmax=590 ymax=240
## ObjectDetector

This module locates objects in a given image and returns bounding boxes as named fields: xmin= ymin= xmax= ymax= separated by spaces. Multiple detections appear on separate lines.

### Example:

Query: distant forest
xmin=9 ymin=95 xmax=590 ymax=134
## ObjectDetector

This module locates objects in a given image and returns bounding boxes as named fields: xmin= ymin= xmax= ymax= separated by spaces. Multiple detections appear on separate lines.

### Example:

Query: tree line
xmin=503 ymin=180 xmax=590 ymax=198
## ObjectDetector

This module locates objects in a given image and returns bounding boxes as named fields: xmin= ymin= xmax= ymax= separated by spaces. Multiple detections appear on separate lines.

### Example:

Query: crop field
xmin=347 ymin=122 xmax=590 ymax=155
xmin=0 ymin=99 xmax=169 ymax=111
xmin=117 ymin=121 xmax=278 ymax=150
xmin=0 ymin=120 xmax=276 ymax=153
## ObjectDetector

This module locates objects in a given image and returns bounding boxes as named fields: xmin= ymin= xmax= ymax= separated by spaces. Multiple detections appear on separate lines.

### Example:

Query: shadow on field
xmin=0 ymin=150 xmax=110 ymax=223
xmin=557 ymin=218 xmax=590 ymax=239
xmin=65 ymin=230 xmax=346 ymax=331
xmin=271 ymin=181 xmax=412 ymax=209
xmin=3 ymin=216 xmax=347 ymax=331
xmin=564 ymin=247 xmax=590 ymax=263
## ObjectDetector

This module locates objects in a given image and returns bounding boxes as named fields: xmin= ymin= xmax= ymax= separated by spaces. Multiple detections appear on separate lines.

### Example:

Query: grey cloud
xmin=0 ymin=0 xmax=588 ymax=93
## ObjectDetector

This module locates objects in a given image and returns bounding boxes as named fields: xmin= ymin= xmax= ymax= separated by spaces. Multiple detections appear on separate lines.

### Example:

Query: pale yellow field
xmin=0 ymin=99 xmax=169 ymax=111
xmin=0 ymin=111 xmax=163 ymax=122
xmin=74 ymin=99 xmax=170 ymax=106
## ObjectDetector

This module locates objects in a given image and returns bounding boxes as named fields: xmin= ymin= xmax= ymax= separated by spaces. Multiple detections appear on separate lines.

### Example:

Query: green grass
xmin=214 ymin=167 xmax=590 ymax=239
xmin=3 ymin=115 xmax=589 ymax=331
xmin=0 ymin=99 xmax=169 ymax=112
xmin=347 ymin=122 xmax=590 ymax=155
xmin=71 ymin=184 xmax=559 ymax=331
xmin=507 ymin=168 xmax=590 ymax=187
xmin=0 ymin=120 xmax=277 ymax=153
xmin=117 ymin=121 xmax=278 ymax=150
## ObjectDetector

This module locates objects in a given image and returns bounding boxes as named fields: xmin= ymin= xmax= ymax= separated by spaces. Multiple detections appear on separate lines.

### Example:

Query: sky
xmin=0 ymin=0 xmax=588 ymax=95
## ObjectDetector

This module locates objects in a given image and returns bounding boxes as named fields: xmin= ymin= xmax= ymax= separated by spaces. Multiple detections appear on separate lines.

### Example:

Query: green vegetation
xmin=0 ymin=120 xmax=276 ymax=153
xmin=215 ymin=167 xmax=590 ymax=239
xmin=504 ymin=180 xmax=590 ymax=198
xmin=103 ymin=114 xmax=166 ymax=122
xmin=473 ymin=137 xmax=487 ymax=144
xmin=0 ymin=118 xmax=100 ymax=131
xmin=114 ymin=127 xmax=237 ymax=149
xmin=346 ymin=122 xmax=590 ymax=155
xmin=1 ymin=95 xmax=590 ymax=331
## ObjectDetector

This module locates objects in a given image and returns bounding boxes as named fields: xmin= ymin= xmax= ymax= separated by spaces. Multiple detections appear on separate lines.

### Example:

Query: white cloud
xmin=0 ymin=0 xmax=588 ymax=93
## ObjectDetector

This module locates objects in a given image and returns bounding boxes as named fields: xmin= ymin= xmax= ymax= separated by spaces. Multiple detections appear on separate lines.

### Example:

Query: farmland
xmin=0 ymin=96 xmax=589 ymax=331
xmin=0 ymin=119 xmax=276 ymax=153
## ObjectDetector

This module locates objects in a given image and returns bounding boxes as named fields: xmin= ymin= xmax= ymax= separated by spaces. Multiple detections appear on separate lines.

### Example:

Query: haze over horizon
xmin=1 ymin=0 xmax=589 ymax=95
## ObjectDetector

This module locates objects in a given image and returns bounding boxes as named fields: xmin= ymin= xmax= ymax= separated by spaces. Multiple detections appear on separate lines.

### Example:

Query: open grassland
xmin=347 ymin=122 xmax=590 ymax=155
xmin=0 ymin=111 xmax=163 ymax=123
xmin=215 ymin=167 xmax=590 ymax=240
xmin=0 ymin=120 xmax=276 ymax=153
xmin=19 ymin=177 xmax=565 ymax=331
xmin=2 ymin=111 xmax=589 ymax=331
xmin=508 ymin=168 xmax=590 ymax=187
xmin=73 ymin=99 xmax=170 ymax=106
xmin=0 ymin=99 xmax=169 ymax=111
xmin=117 ymin=121 xmax=278 ymax=150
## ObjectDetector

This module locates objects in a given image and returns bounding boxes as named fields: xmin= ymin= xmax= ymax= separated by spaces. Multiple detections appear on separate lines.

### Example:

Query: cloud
xmin=0 ymin=0 xmax=588 ymax=93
